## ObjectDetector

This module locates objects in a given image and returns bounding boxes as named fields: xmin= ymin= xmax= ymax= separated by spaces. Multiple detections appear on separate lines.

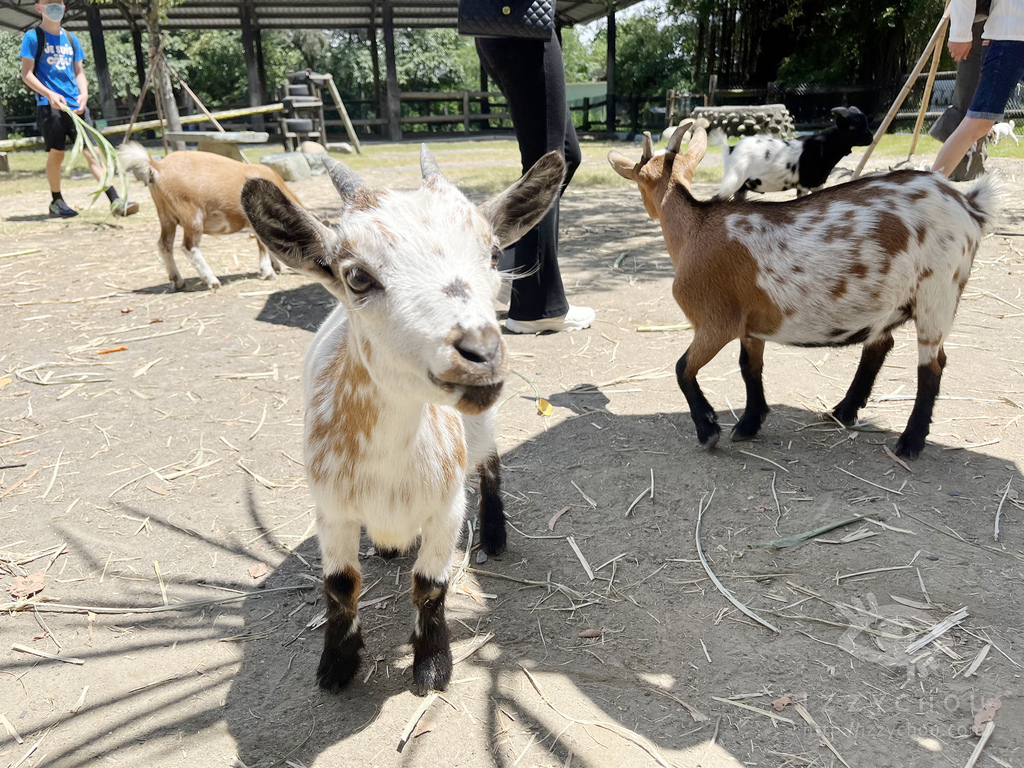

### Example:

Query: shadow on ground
xmin=221 ymin=403 xmax=1023 ymax=767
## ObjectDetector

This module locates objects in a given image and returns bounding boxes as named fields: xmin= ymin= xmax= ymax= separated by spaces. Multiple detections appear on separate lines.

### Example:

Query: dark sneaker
xmin=49 ymin=199 xmax=78 ymax=218
xmin=111 ymin=199 xmax=140 ymax=216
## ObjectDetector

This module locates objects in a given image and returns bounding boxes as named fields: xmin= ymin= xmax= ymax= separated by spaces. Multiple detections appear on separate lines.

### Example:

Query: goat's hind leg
xmin=157 ymin=219 xmax=185 ymax=291
xmin=732 ymin=337 xmax=770 ymax=441
xmin=409 ymin=510 xmax=461 ymax=695
xmin=676 ymin=331 xmax=731 ymax=448
xmin=832 ymin=333 xmax=895 ymax=426
xmin=317 ymin=517 xmax=364 ymax=692
xmin=895 ymin=344 xmax=947 ymax=460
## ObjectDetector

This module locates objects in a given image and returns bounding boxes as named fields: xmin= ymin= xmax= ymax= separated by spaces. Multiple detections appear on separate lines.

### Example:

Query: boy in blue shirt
xmin=19 ymin=0 xmax=138 ymax=218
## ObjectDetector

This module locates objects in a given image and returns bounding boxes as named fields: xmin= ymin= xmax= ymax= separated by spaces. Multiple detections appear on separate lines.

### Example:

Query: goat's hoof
xmin=170 ymin=279 xmax=185 ymax=291
xmin=317 ymin=648 xmax=362 ymax=693
xmin=893 ymin=436 xmax=923 ymax=460
xmin=259 ymin=271 xmax=277 ymax=281
xmin=412 ymin=648 xmax=452 ymax=696
xmin=699 ymin=430 xmax=721 ymax=450
xmin=731 ymin=412 xmax=767 ymax=442
xmin=480 ymin=520 xmax=507 ymax=556
xmin=829 ymin=406 xmax=857 ymax=427
xmin=206 ymin=278 xmax=222 ymax=290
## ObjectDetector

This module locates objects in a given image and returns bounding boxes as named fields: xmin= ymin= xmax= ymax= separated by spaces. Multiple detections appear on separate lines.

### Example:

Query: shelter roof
xmin=1 ymin=0 xmax=636 ymax=34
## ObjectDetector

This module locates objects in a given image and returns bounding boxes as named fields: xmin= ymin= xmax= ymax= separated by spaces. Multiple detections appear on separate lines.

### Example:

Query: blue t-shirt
xmin=20 ymin=28 xmax=84 ymax=108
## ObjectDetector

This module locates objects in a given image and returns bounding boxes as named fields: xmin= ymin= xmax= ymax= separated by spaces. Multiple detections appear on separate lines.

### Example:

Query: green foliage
xmin=0 ymin=30 xmax=37 ymax=118
xmin=598 ymin=9 xmax=690 ymax=95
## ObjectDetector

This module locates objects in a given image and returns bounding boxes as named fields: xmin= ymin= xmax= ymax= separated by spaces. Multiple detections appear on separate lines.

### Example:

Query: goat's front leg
xmin=255 ymin=238 xmax=280 ymax=281
xmin=181 ymin=227 xmax=221 ymax=290
xmin=477 ymin=453 xmax=507 ymax=556
xmin=832 ymin=333 xmax=894 ymax=426
xmin=676 ymin=332 xmax=731 ymax=448
xmin=410 ymin=507 xmax=461 ymax=695
xmin=732 ymin=337 xmax=770 ymax=441
xmin=317 ymin=517 xmax=364 ymax=693
xmin=894 ymin=346 xmax=946 ymax=460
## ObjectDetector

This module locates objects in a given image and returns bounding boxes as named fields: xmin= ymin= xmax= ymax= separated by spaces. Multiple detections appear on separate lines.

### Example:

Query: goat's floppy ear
xmin=420 ymin=144 xmax=447 ymax=188
xmin=832 ymin=106 xmax=853 ymax=125
xmin=478 ymin=151 xmax=566 ymax=249
xmin=608 ymin=150 xmax=638 ymax=180
xmin=242 ymin=178 xmax=339 ymax=283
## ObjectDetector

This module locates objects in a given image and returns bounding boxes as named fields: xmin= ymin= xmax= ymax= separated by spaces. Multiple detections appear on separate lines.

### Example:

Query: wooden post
xmin=853 ymin=5 xmax=952 ymax=178
xmin=144 ymin=10 xmax=185 ymax=151
xmin=708 ymin=74 xmax=718 ymax=107
xmin=909 ymin=17 xmax=948 ymax=158
xmin=382 ymin=0 xmax=402 ymax=142
xmin=129 ymin=23 xmax=147 ymax=94
xmin=86 ymin=5 xmax=118 ymax=121
xmin=606 ymin=11 xmax=616 ymax=134
xmin=324 ymin=75 xmax=363 ymax=153
xmin=582 ymin=97 xmax=590 ymax=131
xmin=0 ymin=91 xmax=7 ymax=141
xmin=463 ymin=91 xmax=471 ymax=134
xmin=239 ymin=5 xmax=265 ymax=132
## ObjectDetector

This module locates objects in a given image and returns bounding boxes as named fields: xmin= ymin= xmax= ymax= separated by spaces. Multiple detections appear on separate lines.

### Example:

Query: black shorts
xmin=37 ymin=104 xmax=93 ymax=152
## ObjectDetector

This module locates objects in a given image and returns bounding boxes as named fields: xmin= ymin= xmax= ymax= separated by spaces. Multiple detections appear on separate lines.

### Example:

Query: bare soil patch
xmin=1 ymin=150 xmax=1022 ymax=768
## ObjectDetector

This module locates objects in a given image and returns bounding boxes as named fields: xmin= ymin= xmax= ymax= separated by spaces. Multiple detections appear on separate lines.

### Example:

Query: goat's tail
xmin=964 ymin=173 xmax=1002 ymax=234
xmin=117 ymin=141 xmax=158 ymax=185
xmin=707 ymin=128 xmax=731 ymax=154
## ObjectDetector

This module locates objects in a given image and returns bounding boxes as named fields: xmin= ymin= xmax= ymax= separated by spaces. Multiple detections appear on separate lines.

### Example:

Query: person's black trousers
xmin=476 ymin=31 xmax=582 ymax=321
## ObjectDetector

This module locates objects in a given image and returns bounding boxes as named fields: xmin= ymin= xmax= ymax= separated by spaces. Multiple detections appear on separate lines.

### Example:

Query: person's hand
xmin=48 ymin=91 xmax=67 ymax=111
xmin=948 ymin=41 xmax=972 ymax=62
xmin=73 ymin=99 xmax=85 ymax=115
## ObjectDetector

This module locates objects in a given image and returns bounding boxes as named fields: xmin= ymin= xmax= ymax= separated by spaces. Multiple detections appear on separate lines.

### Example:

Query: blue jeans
xmin=967 ymin=39 xmax=1024 ymax=121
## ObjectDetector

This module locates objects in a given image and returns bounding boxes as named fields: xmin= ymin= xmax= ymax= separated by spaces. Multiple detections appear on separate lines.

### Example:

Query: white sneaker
xmin=505 ymin=305 xmax=595 ymax=334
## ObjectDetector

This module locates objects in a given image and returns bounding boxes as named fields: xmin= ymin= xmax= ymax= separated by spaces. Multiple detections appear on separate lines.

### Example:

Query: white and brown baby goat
xmin=241 ymin=147 xmax=565 ymax=695
xmin=609 ymin=122 xmax=999 ymax=459
xmin=119 ymin=142 xmax=301 ymax=290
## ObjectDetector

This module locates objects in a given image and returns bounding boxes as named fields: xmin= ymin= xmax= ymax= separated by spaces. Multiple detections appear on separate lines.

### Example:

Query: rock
xmin=691 ymin=104 xmax=795 ymax=139
xmin=258 ymin=152 xmax=311 ymax=182
xmin=326 ymin=142 xmax=355 ymax=154
xmin=299 ymin=140 xmax=327 ymax=154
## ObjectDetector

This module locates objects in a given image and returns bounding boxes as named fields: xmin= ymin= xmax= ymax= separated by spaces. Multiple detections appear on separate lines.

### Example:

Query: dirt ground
xmin=1 ymin=145 xmax=1023 ymax=768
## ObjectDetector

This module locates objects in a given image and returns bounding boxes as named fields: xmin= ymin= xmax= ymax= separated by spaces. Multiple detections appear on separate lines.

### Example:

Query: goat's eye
xmin=344 ymin=267 xmax=377 ymax=294
xmin=490 ymin=245 xmax=502 ymax=269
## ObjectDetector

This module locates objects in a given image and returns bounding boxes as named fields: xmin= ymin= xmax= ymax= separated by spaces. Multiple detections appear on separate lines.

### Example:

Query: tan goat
xmin=119 ymin=142 xmax=302 ymax=290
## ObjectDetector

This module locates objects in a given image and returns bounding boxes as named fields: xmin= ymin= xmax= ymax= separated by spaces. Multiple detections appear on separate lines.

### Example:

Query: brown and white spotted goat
xmin=241 ymin=147 xmax=566 ymax=694
xmin=609 ymin=122 xmax=999 ymax=459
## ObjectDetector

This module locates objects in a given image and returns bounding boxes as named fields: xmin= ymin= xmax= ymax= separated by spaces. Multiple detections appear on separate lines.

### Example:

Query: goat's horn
xmin=420 ymin=144 xmax=446 ymax=185
xmin=323 ymin=154 xmax=368 ymax=200
xmin=666 ymin=120 xmax=690 ymax=155
xmin=642 ymin=132 xmax=654 ymax=162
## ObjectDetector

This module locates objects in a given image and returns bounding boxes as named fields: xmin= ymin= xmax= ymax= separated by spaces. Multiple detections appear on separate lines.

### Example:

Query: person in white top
xmin=932 ymin=0 xmax=1024 ymax=177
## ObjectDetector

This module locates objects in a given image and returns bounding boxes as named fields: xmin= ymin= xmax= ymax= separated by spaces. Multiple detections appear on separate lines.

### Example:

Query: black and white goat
xmin=711 ymin=106 xmax=874 ymax=199
xmin=241 ymin=148 xmax=566 ymax=695
xmin=609 ymin=122 xmax=999 ymax=459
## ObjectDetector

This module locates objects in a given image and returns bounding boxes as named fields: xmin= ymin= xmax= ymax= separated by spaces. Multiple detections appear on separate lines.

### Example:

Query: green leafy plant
xmin=60 ymin=105 xmax=128 ymax=211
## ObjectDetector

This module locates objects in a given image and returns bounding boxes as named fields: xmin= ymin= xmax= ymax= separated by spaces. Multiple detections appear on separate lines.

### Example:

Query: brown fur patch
xmin=307 ymin=341 xmax=381 ymax=487
xmin=831 ymin=279 xmax=848 ymax=299
xmin=850 ymin=262 xmax=869 ymax=279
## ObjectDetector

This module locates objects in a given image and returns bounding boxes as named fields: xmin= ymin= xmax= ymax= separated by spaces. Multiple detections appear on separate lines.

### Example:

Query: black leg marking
xmin=832 ymin=334 xmax=895 ymax=426
xmin=317 ymin=567 xmax=364 ymax=693
xmin=477 ymin=453 xmax=507 ymax=555
xmin=376 ymin=547 xmax=402 ymax=560
xmin=895 ymin=351 xmax=945 ymax=460
xmin=411 ymin=574 xmax=452 ymax=696
xmin=732 ymin=339 xmax=770 ymax=441
xmin=676 ymin=351 xmax=720 ymax=448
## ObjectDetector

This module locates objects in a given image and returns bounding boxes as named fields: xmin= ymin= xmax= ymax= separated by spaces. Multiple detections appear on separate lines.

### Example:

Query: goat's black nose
xmin=454 ymin=326 xmax=502 ymax=366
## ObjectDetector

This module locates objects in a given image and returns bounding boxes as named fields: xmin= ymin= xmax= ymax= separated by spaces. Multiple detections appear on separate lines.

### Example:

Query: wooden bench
xmin=162 ymin=131 xmax=270 ymax=163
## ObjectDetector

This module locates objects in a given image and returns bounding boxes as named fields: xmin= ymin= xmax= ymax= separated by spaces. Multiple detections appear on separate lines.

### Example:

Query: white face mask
xmin=43 ymin=3 xmax=64 ymax=22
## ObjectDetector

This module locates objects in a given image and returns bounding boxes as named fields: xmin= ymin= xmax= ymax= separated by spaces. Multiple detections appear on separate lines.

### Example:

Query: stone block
xmin=259 ymin=152 xmax=312 ymax=182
